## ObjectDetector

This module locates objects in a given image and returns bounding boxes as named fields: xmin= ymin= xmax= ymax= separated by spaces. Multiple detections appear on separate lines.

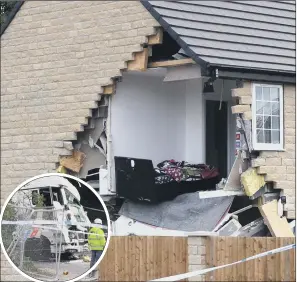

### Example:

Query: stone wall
xmin=1 ymin=1 xmax=159 ymax=280
xmin=188 ymin=236 xmax=207 ymax=282
xmin=231 ymin=82 xmax=296 ymax=219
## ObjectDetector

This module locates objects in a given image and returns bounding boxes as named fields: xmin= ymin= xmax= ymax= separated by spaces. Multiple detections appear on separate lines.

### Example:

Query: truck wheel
xmin=39 ymin=235 xmax=51 ymax=261
xmin=24 ymin=236 xmax=51 ymax=261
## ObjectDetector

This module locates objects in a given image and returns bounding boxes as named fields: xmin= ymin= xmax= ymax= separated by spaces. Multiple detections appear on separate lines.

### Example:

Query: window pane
xmin=257 ymin=129 xmax=264 ymax=143
xmin=263 ymin=87 xmax=270 ymax=100
xmin=271 ymin=130 xmax=280 ymax=144
xmin=263 ymin=102 xmax=271 ymax=115
xmin=256 ymin=102 xmax=264 ymax=114
xmin=256 ymin=86 xmax=262 ymax=100
xmin=256 ymin=115 xmax=263 ymax=128
xmin=271 ymin=116 xmax=280 ymax=129
xmin=264 ymin=116 xmax=271 ymax=129
xmin=270 ymin=87 xmax=279 ymax=102
xmin=264 ymin=130 xmax=271 ymax=143
xmin=271 ymin=102 xmax=280 ymax=115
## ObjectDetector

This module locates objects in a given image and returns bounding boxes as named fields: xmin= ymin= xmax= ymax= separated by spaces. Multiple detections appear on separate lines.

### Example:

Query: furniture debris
xmin=258 ymin=200 xmax=294 ymax=237
xmin=241 ymin=167 xmax=265 ymax=197
xmin=59 ymin=150 xmax=86 ymax=173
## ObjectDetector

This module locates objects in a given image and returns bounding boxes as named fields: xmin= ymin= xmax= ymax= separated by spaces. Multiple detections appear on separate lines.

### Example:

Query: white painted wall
xmin=111 ymin=71 xmax=236 ymax=173
xmin=111 ymin=71 xmax=206 ymax=165
xmin=185 ymin=79 xmax=205 ymax=163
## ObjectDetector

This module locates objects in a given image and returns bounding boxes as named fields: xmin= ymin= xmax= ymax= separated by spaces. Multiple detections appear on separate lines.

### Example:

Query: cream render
xmin=1 ymin=1 xmax=160 ymax=280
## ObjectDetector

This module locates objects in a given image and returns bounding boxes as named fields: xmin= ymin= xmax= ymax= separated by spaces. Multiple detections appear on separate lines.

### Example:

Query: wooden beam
xmin=148 ymin=28 xmax=163 ymax=45
xmin=103 ymin=85 xmax=115 ymax=95
xmin=127 ymin=47 xmax=149 ymax=71
xmin=148 ymin=58 xmax=195 ymax=68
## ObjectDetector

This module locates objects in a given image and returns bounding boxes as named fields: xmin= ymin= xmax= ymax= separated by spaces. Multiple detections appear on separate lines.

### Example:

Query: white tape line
xmin=1 ymin=220 xmax=108 ymax=229
xmin=149 ymin=244 xmax=296 ymax=282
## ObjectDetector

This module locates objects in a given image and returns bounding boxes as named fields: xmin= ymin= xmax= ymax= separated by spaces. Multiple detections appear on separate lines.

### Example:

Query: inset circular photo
xmin=0 ymin=173 xmax=111 ymax=282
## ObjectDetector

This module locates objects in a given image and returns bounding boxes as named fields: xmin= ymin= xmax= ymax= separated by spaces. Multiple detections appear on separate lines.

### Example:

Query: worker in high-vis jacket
xmin=88 ymin=218 xmax=106 ymax=277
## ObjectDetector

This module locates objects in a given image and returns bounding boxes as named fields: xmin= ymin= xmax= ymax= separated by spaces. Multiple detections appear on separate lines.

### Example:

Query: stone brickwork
xmin=188 ymin=236 xmax=207 ymax=282
xmin=231 ymin=82 xmax=296 ymax=219
xmin=1 ymin=1 xmax=159 ymax=280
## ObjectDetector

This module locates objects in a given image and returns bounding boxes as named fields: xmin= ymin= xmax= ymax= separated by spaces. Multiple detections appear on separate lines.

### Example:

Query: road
xmin=28 ymin=257 xmax=96 ymax=281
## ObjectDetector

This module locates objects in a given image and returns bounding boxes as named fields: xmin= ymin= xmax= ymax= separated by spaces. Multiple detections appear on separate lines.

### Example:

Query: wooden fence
xmin=99 ymin=236 xmax=188 ymax=281
xmin=206 ymin=237 xmax=296 ymax=282
xmin=99 ymin=236 xmax=295 ymax=281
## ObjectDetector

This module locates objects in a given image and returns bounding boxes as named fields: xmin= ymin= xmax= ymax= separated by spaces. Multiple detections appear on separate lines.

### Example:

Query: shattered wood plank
xmin=258 ymin=200 xmax=294 ymax=237
xmin=127 ymin=48 xmax=149 ymax=71
xmin=59 ymin=150 xmax=86 ymax=173
xmin=148 ymin=58 xmax=195 ymax=68
xmin=148 ymin=28 xmax=163 ymax=45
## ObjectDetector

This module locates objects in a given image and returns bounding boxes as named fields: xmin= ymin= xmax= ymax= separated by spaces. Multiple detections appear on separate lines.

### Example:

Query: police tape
xmin=1 ymin=220 xmax=109 ymax=229
xmin=1 ymin=221 xmax=108 ymax=237
xmin=149 ymin=243 xmax=296 ymax=282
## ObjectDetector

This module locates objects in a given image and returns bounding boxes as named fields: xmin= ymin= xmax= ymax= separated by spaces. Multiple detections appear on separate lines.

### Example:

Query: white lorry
xmin=13 ymin=176 xmax=91 ymax=260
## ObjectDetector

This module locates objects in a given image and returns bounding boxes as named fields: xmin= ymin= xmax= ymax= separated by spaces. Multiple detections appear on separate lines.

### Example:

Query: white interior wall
xmin=111 ymin=71 xmax=205 ymax=166
xmin=110 ymin=71 xmax=236 ymax=173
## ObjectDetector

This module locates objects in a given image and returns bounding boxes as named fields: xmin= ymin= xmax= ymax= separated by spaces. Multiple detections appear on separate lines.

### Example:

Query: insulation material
xmin=241 ymin=167 xmax=265 ymax=197
xmin=59 ymin=150 xmax=86 ymax=173
xmin=56 ymin=166 xmax=67 ymax=174
xmin=259 ymin=200 xmax=294 ymax=237
xmin=119 ymin=192 xmax=234 ymax=232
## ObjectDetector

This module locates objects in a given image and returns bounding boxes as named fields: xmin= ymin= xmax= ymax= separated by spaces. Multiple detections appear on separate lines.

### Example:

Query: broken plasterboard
xmin=199 ymin=190 xmax=245 ymax=199
xmin=59 ymin=150 xmax=86 ymax=173
xmin=232 ymin=218 xmax=266 ymax=237
xmin=259 ymin=200 xmax=294 ymax=237
xmin=224 ymin=152 xmax=249 ymax=191
xmin=217 ymin=218 xmax=242 ymax=236
xmin=163 ymin=65 xmax=202 ymax=82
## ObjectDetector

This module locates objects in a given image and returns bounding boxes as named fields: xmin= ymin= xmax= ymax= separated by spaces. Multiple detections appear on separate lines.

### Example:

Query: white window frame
xmin=252 ymin=83 xmax=284 ymax=151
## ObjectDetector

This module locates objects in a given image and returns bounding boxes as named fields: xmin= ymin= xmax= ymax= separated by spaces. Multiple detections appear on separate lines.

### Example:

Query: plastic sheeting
xmin=119 ymin=192 xmax=234 ymax=232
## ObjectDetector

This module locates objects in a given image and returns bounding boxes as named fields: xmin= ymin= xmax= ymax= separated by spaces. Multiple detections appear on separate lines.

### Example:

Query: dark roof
xmin=0 ymin=1 xmax=24 ymax=36
xmin=142 ymin=1 xmax=296 ymax=74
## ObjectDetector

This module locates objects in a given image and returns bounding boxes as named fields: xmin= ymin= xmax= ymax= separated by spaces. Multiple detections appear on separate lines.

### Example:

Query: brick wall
xmin=1 ymin=1 xmax=159 ymax=280
xmin=231 ymin=82 xmax=296 ymax=219
xmin=188 ymin=236 xmax=207 ymax=282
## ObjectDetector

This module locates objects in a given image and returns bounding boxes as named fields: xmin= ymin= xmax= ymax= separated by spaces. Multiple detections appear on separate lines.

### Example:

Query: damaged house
xmin=1 ymin=1 xmax=296 ymax=278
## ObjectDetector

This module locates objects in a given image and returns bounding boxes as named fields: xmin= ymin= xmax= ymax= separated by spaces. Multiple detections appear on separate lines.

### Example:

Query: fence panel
xmin=206 ymin=237 xmax=296 ymax=282
xmin=99 ymin=236 xmax=188 ymax=281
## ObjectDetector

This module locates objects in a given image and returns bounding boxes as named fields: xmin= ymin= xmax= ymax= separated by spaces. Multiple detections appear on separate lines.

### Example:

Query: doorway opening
xmin=205 ymin=100 xmax=228 ymax=179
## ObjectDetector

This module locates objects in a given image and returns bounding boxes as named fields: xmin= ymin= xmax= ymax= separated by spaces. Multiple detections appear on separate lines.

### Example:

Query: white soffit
xmin=163 ymin=64 xmax=202 ymax=82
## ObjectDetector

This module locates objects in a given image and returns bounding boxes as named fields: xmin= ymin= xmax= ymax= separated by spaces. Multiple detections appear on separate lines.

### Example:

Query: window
xmin=252 ymin=84 xmax=283 ymax=151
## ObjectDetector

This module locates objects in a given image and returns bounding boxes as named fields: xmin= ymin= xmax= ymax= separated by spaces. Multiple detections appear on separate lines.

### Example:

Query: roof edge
xmin=1 ymin=1 xmax=24 ymax=37
xmin=141 ymin=0 xmax=209 ymax=73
